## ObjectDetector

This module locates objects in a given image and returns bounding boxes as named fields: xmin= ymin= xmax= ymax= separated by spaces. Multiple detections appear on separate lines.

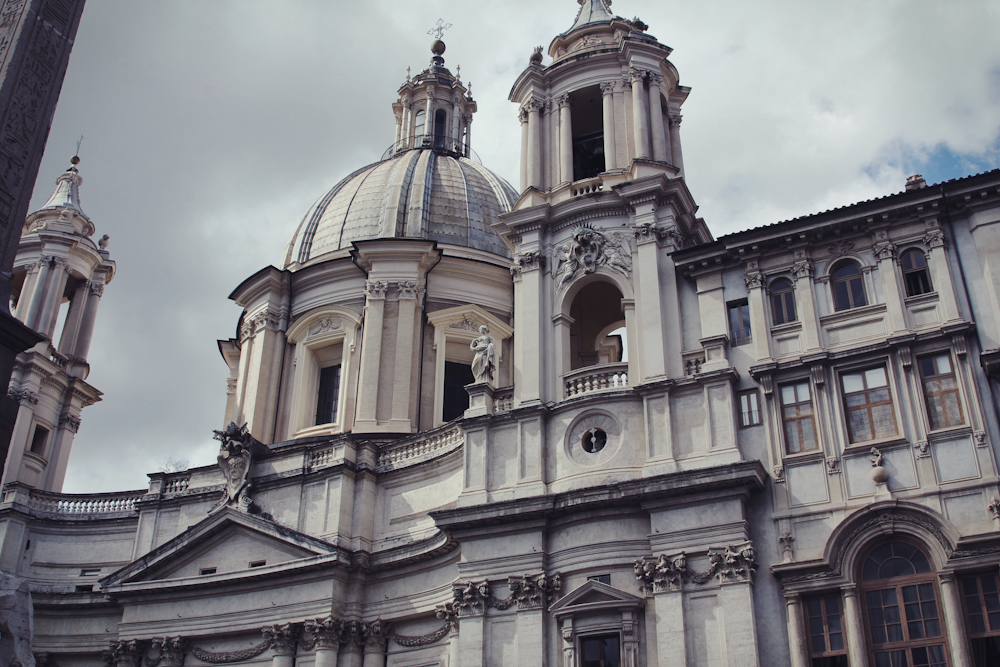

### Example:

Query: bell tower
xmin=3 ymin=157 xmax=114 ymax=492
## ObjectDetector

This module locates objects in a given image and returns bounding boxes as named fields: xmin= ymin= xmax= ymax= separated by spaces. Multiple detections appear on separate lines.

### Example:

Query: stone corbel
xmin=826 ymin=457 xmax=841 ymax=474
xmin=772 ymin=465 xmax=785 ymax=483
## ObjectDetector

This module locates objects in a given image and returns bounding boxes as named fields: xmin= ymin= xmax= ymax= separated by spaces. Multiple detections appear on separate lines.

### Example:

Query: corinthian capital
xmin=599 ymin=81 xmax=617 ymax=95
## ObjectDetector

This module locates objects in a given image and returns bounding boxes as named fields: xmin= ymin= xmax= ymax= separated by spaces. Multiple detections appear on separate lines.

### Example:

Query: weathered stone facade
xmin=3 ymin=2 xmax=1000 ymax=667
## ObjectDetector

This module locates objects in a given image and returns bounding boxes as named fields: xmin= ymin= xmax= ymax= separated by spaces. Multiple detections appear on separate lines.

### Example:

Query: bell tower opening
xmin=569 ymin=280 xmax=625 ymax=370
xmin=570 ymin=85 xmax=605 ymax=181
xmin=434 ymin=109 xmax=447 ymax=149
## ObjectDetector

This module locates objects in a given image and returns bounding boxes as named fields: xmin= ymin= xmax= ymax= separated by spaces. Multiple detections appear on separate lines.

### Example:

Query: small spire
xmin=39 ymin=154 xmax=88 ymax=219
xmin=406 ymin=66 xmax=411 ymax=82
xmin=566 ymin=0 xmax=615 ymax=34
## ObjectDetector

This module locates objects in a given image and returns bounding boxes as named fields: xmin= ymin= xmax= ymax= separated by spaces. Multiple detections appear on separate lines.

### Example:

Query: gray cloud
xmin=29 ymin=0 xmax=999 ymax=493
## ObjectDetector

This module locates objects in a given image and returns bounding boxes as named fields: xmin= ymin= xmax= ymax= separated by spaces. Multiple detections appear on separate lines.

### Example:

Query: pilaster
xmin=871 ymin=231 xmax=906 ymax=332
xmin=630 ymin=68 xmax=650 ymax=159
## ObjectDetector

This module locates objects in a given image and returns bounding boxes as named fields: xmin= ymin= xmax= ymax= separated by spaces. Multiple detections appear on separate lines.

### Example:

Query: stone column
xmin=305 ymin=615 xmax=342 ymax=667
xmin=393 ymin=110 xmax=402 ymax=150
xmin=452 ymin=97 xmax=462 ymax=149
xmin=423 ymin=87 xmax=435 ymax=145
xmin=22 ymin=256 xmax=52 ymax=331
xmin=648 ymin=73 xmax=667 ymax=162
xmin=402 ymin=101 xmax=412 ymax=147
xmin=463 ymin=113 xmax=473 ymax=156
xmin=785 ymin=594 xmax=809 ymax=667
xmin=37 ymin=258 xmax=68 ymax=339
xmin=447 ymin=623 xmax=460 ymax=667
xmin=668 ymin=109 xmax=684 ymax=174
xmin=527 ymin=98 xmax=542 ymax=189
xmin=339 ymin=620 xmax=364 ymax=667
xmin=389 ymin=281 xmax=420 ymax=431
xmin=939 ymin=573 xmax=973 ymax=667
xmin=718 ymin=582 xmax=760 ymax=666
xmin=71 ymin=280 xmax=104 ymax=360
xmin=600 ymin=82 xmax=617 ymax=171
xmin=262 ymin=624 xmax=298 ymax=667
xmin=872 ymin=237 xmax=906 ymax=332
xmin=744 ymin=263 xmax=772 ymax=361
xmin=553 ymin=313 xmax=574 ymax=398
xmin=630 ymin=68 xmax=650 ymax=159
xmin=12 ymin=262 xmax=39 ymax=321
xmin=557 ymin=94 xmax=573 ymax=184
xmin=362 ymin=619 xmax=390 ymax=667
xmin=924 ymin=222 xmax=962 ymax=322
xmin=519 ymin=108 xmax=529 ymax=191
xmin=792 ymin=254 xmax=822 ymax=351
xmin=841 ymin=586 xmax=869 ymax=667
xmin=457 ymin=613 xmax=485 ymax=667
xmin=354 ymin=280 xmax=387 ymax=431
xmin=57 ymin=279 xmax=88 ymax=355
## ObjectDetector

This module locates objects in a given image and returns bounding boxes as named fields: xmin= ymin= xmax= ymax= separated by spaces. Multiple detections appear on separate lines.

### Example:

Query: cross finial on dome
xmin=427 ymin=18 xmax=452 ymax=40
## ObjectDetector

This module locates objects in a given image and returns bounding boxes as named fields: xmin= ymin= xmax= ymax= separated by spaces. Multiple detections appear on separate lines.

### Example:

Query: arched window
xmin=770 ymin=278 xmax=796 ymax=325
xmin=413 ymin=109 xmax=426 ymax=139
xmin=861 ymin=541 xmax=948 ymax=667
xmin=902 ymin=250 xmax=932 ymax=297
xmin=832 ymin=262 xmax=867 ymax=311
xmin=434 ymin=109 xmax=447 ymax=149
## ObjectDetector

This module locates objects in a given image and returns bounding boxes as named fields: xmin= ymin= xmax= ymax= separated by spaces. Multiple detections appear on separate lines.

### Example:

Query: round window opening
xmin=582 ymin=428 xmax=607 ymax=453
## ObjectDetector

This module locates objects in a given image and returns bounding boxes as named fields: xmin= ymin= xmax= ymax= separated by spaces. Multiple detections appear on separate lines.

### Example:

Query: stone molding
xmin=302 ymin=617 xmax=342 ymax=650
xmin=634 ymin=541 xmax=757 ymax=593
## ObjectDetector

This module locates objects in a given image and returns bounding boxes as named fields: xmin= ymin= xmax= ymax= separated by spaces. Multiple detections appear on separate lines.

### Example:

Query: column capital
xmin=262 ymin=623 xmax=299 ymax=656
xmin=840 ymin=583 xmax=860 ymax=596
xmin=362 ymin=619 xmax=391 ymax=653
xmin=648 ymin=72 xmax=663 ymax=86
xmin=148 ymin=637 xmax=186 ymax=667
xmin=365 ymin=280 xmax=388 ymax=300
xmin=599 ymin=81 xmax=617 ymax=95
xmin=924 ymin=228 xmax=947 ymax=249
xmin=518 ymin=107 xmax=528 ymax=124
xmin=620 ymin=74 xmax=632 ymax=90
xmin=791 ymin=259 xmax=813 ymax=279
xmin=555 ymin=93 xmax=571 ymax=108
xmin=667 ymin=110 xmax=683 ymax=126
xmin=629 ymin=66 xmax=648 ymax=84
xmin=302 ymin=616 xmax=342 ymax=650
xmin=744 ymin=270 xmax=764 ymax=290
xmin=525 ymin=97 xmax=545 ymax=113
xmin=397 ymin=281 xmax=420 ymax=299
xmin=87 ymin=280 xmax=105 ymax=297
xmin=872 ymin=241 xmax=897 ymax=261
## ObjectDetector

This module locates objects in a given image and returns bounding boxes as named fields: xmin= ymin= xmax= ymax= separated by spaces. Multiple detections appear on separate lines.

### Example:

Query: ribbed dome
xmin=282 ymin=149 xmax=518 ymax=268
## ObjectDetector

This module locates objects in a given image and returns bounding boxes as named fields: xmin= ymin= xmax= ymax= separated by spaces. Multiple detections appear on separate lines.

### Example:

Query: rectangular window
xmin=443 ymin=361 xmax=475 ymax=423
xmin=29 ymin=425 xmax=49 ymax=455
xmin=919 ymin=354 xmax=964 ymax=430
xmin=805 ymin=594 xmax=848 ymax=666
xmin=80 ymin=568 xmax=101 ymax=577
xmin=314 ymin=365 xmax=342 ymax=425
xmin=770 ymin=280 xmax=797 ymax=325
xmin=738 ymin=389 xmax=761 ymax=428
xmin=249 ymin=560 xmax=266 ymax=568
xmin=728 ymin=300 xmax=752 ymax=346
xmin=841 ymin=367 xmax=897 ymax=443
xmin=199 ymin=567 xmax=216 ymax=576
xmin=580 ymin=634 xmax=621 ymax=667
xmin=587 ymin=574 xmax=611 ymax=585
xmin=781 ymin=381 xmax=817 ymax=454
xmin=961 ymin=572 xmax=1000 ymax=666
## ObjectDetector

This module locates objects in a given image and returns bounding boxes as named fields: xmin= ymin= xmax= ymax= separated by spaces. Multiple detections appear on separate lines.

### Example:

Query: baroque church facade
xmin=4 ymin=2 xmax=1000 ymax=666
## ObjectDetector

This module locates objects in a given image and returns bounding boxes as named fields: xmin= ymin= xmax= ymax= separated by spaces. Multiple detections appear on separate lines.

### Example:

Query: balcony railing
xmin=26 ymin=488 xmax=144 ymax=517
xmin=381 ymin=134 xmax=482 ymax=164
xmin=564 ymin=363 xmax=629 ymax=398
xmin=376 ymin=424 xmax=464 ymax=471
xmin=730 ymin=327 xmax=752 ymax=347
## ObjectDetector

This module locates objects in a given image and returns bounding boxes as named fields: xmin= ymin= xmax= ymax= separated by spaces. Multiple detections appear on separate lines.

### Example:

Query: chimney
xmin=906 ymin=174 xmax=927 ymax=191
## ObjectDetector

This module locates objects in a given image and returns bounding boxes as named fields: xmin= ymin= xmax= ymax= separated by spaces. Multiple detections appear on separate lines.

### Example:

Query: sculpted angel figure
xmin=470 ymin=325 xmax=495 ymax=384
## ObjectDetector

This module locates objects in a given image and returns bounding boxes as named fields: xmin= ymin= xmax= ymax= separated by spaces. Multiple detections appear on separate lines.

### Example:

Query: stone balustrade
xmin=162 ymin=476 xmax=190 ymax=494
xmin=27 ymin=489 xmax=143 ymax=517
xmin=570 ymin=176 xmax=604 ymax=198
xmin=564 ymin=362 xmax=629 ymax=398
xmin=377 ymin=425 xmax=463 ymax=471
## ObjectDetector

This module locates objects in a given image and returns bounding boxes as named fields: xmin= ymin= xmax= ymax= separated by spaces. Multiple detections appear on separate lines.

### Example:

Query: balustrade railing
xmin=570 ymin=176 xmax=604 ymax=197
xmin=380 ymin=135 xmax=481 ymax=164
xmin=162 ymin=476 xmax=190 ymax=494
xmin=27 ymin=489 xmax=144 ymax=517
xmin=564 ymin=363 xmax=629 ymax=398
xmin=377 ymin=425 xmax=464 ymax=470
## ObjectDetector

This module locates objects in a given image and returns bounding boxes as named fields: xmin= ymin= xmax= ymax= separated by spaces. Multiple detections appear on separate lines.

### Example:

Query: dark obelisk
xmin=0 ymin=0 xmax=88 ymax=480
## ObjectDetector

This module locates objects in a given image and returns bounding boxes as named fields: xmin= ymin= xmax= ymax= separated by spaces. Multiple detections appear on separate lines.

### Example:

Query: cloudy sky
xmin=29 ymin=0 xmax=1000 ymax=493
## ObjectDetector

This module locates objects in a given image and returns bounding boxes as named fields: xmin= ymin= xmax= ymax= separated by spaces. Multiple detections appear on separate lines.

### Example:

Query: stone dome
xmin=282 ymin=148 xmax=518 ymax=268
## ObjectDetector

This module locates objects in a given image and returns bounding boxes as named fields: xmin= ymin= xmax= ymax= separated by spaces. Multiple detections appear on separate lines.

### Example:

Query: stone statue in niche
xmin=554 ymin=224 xmax=632 ymax=287
xmin=470 ymin=325 xmax=495 ymax=385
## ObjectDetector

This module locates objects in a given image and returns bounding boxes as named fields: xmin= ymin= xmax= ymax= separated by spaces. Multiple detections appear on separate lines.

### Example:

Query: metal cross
xmin=427 ymin=18 xmax=452 ymax=40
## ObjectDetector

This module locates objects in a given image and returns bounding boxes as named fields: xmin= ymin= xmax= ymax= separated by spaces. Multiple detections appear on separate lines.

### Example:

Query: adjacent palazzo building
xmin=3 ymin=2 xmax=1000 ymax=667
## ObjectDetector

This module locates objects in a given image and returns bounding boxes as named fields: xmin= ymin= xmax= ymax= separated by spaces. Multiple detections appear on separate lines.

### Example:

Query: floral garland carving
xmin=189 ymin=640 xmax=271 ymax=664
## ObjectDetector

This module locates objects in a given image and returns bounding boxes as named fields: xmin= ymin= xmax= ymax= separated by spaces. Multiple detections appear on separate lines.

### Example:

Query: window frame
xmin=577 ymin=632 xmax=622 ymax=667
xmin=901 ymin=249 xmax=933 ymax=298
xmin=314 ymin=363 xmax=343 ymax=426
xmin=770 ymin=278 xmax=797 ymax=326
xmin=859 ymin=540 xmax=950 ymax=667
xmin=780 ymin=379 xmax=819 ymax=455
xmin=804 ymin=592 xmax=849 ymax=664
xmin=839 ymin=365 xmax=898 ymax=445
xmin=727 ymin=299 xmax=752 ymax=347
xmin=831 ymin=261 xmax=868 ymax=312
xmin=738 ymin=389 xmax=762 ymax=428
xmin=917 ymin=352 xmax=965 ymax=432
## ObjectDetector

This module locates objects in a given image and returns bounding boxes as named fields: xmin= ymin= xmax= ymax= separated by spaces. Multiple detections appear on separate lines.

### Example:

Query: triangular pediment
xmin=101 ymin=507 xmax=337 ymax=589
xmin=549 ymin=580 xmax=643 ymax=617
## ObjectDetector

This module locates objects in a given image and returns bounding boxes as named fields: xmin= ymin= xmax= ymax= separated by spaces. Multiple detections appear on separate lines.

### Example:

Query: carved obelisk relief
xmin=0 ymin=0 xmax=87 ymax=295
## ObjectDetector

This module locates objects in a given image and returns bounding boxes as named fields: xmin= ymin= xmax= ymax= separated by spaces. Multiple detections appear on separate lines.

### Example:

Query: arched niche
xmin=284 ymin=305 xmax=363 ymax=439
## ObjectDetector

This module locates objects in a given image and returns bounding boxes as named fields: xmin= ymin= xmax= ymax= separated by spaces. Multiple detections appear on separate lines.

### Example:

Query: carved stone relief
xmin=553 ymin=224 xmax=632 ymax=288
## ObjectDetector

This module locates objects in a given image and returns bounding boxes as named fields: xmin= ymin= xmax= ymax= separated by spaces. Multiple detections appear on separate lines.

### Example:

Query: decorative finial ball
xmin=871 ymin=465 xmax=889 ymax=484
xmin=70 ymin=155 xmax=80 ymax=165
xmin=431 ymin=39 xmax=446 ymax=56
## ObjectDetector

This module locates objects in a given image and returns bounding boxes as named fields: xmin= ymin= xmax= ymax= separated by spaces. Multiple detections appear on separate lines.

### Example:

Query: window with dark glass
xmin=918 ymin=354 xmax=964 ymax=430
xmin=728 ymin=299 xmax=752 ymax=346
xmin=569 ymin=85 xmax=606 ymax=181
xmin=413 ymin=109 xmax=426 ymax=139
xmin=960 ymin=572 xmax=1000 ymax=667
xmin=781 ymin=381 xmax=817 ymax=454
xmin=29 ymin=425 xmax=49 ymax=455
xmin=831 ymin=263 xmax=867 ymax=311
xmin=738 ymin=389 xmax=761 ymax=428
xmin=861 ymin=541 xmax=948 ymax=667
xmin=902 ymin=250 xmax=932 ymax=297
xmin=433 ymin=109 xmax=447 ymax=149
xmin=314 ymin=365 xmax=341 ymax=426
xmin=841 ymin=367 xmax=897 ymax=444
xmin=771 ymin=279 xmax=797 ymax=325
xmin=580 ymin=634 xmax=620 ymax=667
xmin=806 ymin=594 xmax=848 ymax=667
xmin=443 ymin=361 xmax=474 ymax=423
